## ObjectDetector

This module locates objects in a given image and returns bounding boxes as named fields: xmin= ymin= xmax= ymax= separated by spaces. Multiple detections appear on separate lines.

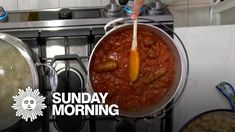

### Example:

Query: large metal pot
xmin=0 ymin=33 xmax=57 ymax=131
xmin=87 ymin=19 xmax=189 ymax=117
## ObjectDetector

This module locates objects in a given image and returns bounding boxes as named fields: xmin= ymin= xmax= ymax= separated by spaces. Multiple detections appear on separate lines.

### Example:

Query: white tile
xmin=18 ymin=0 xmax=59 ymax=10
xmin=168 ymin=0 xmax=211 ymax=5
xmin=36 ymin=0 xmax=59 ymax=9
xmin=59 ymin=0 xmax=77 ymax=8
xmin=189 ymin=4 xmax=211 ymax=26
xmin=168 ymin=5 xmax=189 ymax=27
xmin=168 ymin=0 xmax=188 ymax=5
xmin=220 ymin=7 xmax=235 ymax=25
xmin=0 ymin=0 xmax=18 ymax=11
xmin=189 ymin=0 xmax=210 ymax=4
xmin=101 ymin=0 xmax=109 ymax=6
xmin=59 ymin=0 xmax=102 ymax=7
xmin=76 ymin=0 xmax=102 ymax=7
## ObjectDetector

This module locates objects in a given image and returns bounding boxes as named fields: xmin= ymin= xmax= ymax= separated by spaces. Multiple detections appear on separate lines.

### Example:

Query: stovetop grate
xmin=0 ymin=10 xmax=176 ymax=132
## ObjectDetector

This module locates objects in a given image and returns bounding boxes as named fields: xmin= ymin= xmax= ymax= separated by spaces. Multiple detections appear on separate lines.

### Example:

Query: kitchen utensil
xmin=129 ymin=0 xmax=143 ymax=81
xmin=129 ymin=19 xmax=140 ymax=81
xmin=216 ymin=81 xmax=235 ymax=110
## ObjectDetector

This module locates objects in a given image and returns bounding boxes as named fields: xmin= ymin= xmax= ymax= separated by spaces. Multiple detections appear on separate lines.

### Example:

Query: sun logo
xmin=12 ymin=87 xmax=47 ymax=122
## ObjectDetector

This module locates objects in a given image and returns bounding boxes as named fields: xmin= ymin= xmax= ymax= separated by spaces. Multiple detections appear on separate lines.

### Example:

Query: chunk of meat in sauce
xmin=147 ymin=48 xmax=158 ymax=59
xmin=143 ymin=67 xmax=167 ymax=84
xmin=143 ymin=90 xmax=160 ymax=103
xmin=94 ymin=60 xmax=118 ymax=72
xmin=144 ymin=36 xmax=156 ymax=46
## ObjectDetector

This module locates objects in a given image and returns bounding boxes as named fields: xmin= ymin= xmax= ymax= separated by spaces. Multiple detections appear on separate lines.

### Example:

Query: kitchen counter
xmin=173 ymin=25 xmax=235 ymax=132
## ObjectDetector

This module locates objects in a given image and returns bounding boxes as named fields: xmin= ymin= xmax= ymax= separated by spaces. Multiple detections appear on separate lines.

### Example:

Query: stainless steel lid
xmin=0 ymin=33 xmax=39 ymax=130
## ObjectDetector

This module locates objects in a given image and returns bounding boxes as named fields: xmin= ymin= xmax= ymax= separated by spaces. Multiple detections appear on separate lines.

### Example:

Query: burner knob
xmin=103 ymin=3 xmax=122 ymax=17
xmin=59 ymin=8 xmax=72 ymax=19
xmin=124 ymin=0 xmax=144 ymax=15
xmin=0 ymin=7 xmax=8 ymax=22
xmin=147 ymin=1 xmax=166 ymax=15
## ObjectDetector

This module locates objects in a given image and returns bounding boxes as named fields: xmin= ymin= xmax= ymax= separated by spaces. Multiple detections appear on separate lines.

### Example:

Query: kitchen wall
xmin=0 ymin=0 xmax=213 ymax=27
xmin=0 ymin=0 xmax=111 ymax=11
xmin=168 ymin=0 xmax=212 ymax=27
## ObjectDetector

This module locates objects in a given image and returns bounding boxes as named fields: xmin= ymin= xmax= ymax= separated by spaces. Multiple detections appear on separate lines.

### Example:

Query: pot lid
xmin=0 ymin=34 xmax=35 ymax=130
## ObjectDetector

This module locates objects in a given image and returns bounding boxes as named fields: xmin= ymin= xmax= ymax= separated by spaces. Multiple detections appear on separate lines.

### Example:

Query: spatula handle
xmin=132 ymin=19 xmax=137 ymax=49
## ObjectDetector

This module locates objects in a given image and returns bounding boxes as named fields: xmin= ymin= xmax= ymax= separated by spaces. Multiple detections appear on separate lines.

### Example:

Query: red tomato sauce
xmin=90 ymin=26 xmax=175 ymax=112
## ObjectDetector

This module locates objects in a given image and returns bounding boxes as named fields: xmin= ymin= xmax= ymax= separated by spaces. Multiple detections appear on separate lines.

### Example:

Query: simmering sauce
xmin=90 ymin=26 xmax=175 ymax=112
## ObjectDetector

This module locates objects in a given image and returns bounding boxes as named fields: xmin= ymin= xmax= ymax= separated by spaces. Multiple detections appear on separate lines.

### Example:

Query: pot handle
xmin=36 ymin=63 xmax=58 ymax=95
xmin=104 ymin=18 xmax=125 ymax=33
xmin=216 ymin=81 xmax=235 ymax=110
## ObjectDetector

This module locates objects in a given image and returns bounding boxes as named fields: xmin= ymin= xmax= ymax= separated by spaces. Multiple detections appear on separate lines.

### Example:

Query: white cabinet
xmin=0 ymin=0 xmax=18 ymax=11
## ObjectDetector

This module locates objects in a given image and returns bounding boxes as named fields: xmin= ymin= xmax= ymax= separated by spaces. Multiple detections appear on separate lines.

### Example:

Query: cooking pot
xmin=87 ymin=18 xmax=189 ymax=117
xmin=0 ymin=33 xmax=57 ymax=131
xmin=180 ymin=82 xmax=235 ymax=132
xmin=180 ymin=109 xmax=235 ymax=132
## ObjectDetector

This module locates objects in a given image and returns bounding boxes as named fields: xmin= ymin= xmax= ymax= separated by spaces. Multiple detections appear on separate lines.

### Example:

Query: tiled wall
xmin=168 ymin=0 xmax=212 ymax=27
xmin=0 ymin=0 xmax=111 ymax=11
xmin=0 ymin=0 xmax=213 ymax=27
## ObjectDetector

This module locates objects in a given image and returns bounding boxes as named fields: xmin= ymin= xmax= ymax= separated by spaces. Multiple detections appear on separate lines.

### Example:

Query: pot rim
xmin=87 ymin=23 xmax=189 ymax=117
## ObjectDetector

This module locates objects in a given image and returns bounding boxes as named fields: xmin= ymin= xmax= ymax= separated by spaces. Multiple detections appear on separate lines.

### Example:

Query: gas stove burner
xmin=146 ymin=1 xmax=166 ymax=15
xmin=56 ymin=68 xmax=84 ymax=92
xmin=53 ymin=68 xmax=85 ymax=132
xmin=113 ymin=118 xmax=136 ymax=132
xmin=10 ymin=120 xmax=42 ymax=132
xmin=103 ymin=3 xmax=123 ymax=17
xmin=54 ymin=114 xmax=85 ymax=132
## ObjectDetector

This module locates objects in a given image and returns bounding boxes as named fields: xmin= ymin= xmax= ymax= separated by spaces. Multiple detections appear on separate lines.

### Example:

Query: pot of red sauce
xmin=87 ymin=18 xmax=189 ymax=117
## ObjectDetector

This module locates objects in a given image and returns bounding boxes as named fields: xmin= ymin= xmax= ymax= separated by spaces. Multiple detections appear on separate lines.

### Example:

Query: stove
xmin=0 ymin=1 xmax=174 ymax=132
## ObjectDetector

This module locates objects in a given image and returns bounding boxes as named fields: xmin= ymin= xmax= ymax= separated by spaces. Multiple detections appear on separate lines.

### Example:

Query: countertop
xmin=173 ymin=25 xmax=235 ymax=132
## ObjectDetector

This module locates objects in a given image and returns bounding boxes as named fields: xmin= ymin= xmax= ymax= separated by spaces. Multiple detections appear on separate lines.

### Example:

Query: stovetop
xmin=0 ymin=2 xmax=174 ymax=132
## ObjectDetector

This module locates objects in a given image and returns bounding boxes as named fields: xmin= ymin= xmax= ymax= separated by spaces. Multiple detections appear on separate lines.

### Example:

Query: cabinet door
xmin=18 ymin=0 xmax=59 ymax=10
xmin=0 ymin=0 xmax=18 ymax=11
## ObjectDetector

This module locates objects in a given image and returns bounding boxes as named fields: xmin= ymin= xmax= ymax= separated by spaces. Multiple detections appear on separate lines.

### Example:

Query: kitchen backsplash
xmin=0 ymin=0 xmax=110 ymax=11
xmin=0 ymin=0 xmax=158 ymax=11
xmin=0 ymin=0 xmax=211 ymax=11
xmin=0 ymin=0 xmax=215 ymax=27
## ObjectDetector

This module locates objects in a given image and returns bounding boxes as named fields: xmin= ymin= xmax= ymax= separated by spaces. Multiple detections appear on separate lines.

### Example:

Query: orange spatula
xmin=129 ymin=0 xmax=143 ymax=81
xmin=129 ymin=19 xmax=139 ymax=81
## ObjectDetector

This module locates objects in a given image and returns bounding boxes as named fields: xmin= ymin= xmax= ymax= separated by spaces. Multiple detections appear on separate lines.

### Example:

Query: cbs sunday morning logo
xmin=12 ymin=87 xmax=119 ymax=122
